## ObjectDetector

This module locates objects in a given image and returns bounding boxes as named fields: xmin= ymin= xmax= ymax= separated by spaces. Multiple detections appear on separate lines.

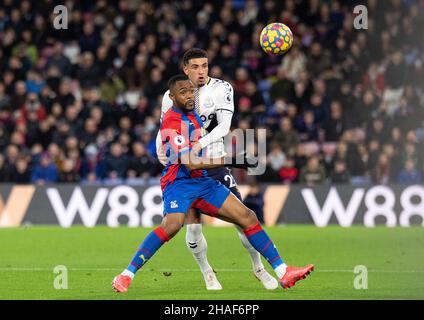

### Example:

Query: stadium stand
xmin=0 ymin=0 xmax=423 ymax=186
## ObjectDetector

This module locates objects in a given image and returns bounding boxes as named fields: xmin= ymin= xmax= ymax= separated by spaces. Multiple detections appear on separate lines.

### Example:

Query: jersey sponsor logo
xmin=200 ymin=113 xmax=216 ymax=123
xmin=173 ymin=135 xmax=186 ymax=146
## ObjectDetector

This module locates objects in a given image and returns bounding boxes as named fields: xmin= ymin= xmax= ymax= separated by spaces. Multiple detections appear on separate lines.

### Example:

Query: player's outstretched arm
xmin=180 ymin=152 xmax=225 ymax=170
xmin=181 ymin=151 xmax=257 ymax=171
xmin=196 ymin=109 xmax=233 ymax=150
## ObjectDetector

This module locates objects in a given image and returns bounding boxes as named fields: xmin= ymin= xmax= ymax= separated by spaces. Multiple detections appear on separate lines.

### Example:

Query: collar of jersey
xmin=171 ymin=106 xmax=194 ymax=115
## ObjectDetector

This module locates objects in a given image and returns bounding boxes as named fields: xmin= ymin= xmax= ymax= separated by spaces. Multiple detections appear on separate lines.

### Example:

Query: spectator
xmin=299 ymin=156 xmax=326 ymax=186
xmin=31 ymin=152 xmax=58 ymax=184
xmin=243 ymin=182 xmax=264 ymax=224
xmin=55 ymin=78 xmax=76 ymax=109
xmin=280 ymin=46 xmax=307 ymax=81
xmin=371 ymin=154 xmax=391 ymax=184
xmin=278 ymin=157 xmax=298 ymax=184
xmin=59 ymin=159 xmax=80 ymax=183
xmin=75 ymin=52 xmax=101 ymax=88
xmin=11 ymin=157 xmax=31 ymax=183
xmin=306 ymin=42 xmax=332 ymax=78
xmin=356 ymin=90 xmax=379 ymax=128
xmin=350 ymin=143 xmax=369 ymax=178
xmin=298 ymin=110 xmax=319 ymax=142
xmin=269 ymin=67 xmax=295 ymax=103
xmin=105 ymin=143 xmax=128 ymax=179
xmin=143 ymin=68 xmax=167 ymax=103
xmin=391 ymin=127 xmax=404 ymax=151
xmin=127 ymin=142 xmax=158 ymax=179
xmin=400 ymin=143 xmax=419 ymax=168
xmin=397 ymin=159 xmax=422 ymax=184
xmin=10 ymin=81 xmax=27 ymax=110
xmin=46 ymin=42 xmax=72 ymax=77
xmin=4 ymin=144 xmax=20 ymax=173
xmin=382 ymin=143 xmax=401 ymax=181
xmin=330 ymin=160 xmax=351 ymax=184
xmin=79 ymin=118 xmax=99 ymax=149
xmin=0 ymin=154 xmax=9 ymax=181
xmin=80 ymin=144 xmax=106 ymax=181
xmin=25 ymin=70 xmax=45 ymax=94
xmin=367 ymin=118 xmax=388 ymax=144
xmin=124 ymin=54 xmax=150 ymax=90
xmin=324 ymin=101 xmax=346 ymax=141
xmin=306 ymin=92 xmax=327 ymax=125
xmin=0 ymin=83 xmax=11 ymax=112
xmin=383 ymin=51 xmax=406 ymax=116
xmin=244 ymin=81 xmax=266 ymax=122
xmin=267 ymin=143 xmax=286 ymax=174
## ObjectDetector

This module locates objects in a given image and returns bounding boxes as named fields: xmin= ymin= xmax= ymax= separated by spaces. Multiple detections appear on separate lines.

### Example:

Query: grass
xmin=0 ymin=225 xmax=423 ymax=300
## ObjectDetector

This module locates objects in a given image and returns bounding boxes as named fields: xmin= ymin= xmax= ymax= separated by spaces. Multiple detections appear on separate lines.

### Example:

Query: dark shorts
xmin=207 ymin=167 xmax=242 ymax=201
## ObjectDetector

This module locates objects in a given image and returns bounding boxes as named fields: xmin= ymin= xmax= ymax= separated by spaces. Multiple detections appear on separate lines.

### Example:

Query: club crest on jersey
xmin=203 ymin=97 xmax=214 ymax=108
xmin=174 ymin=135 xmax=186 ymax=146
xmin=170 ymin=200 xmax=178 ymax=208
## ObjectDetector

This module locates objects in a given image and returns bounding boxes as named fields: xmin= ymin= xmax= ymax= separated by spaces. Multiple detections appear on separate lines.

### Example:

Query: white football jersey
xmin=160 ymin=77 xmax=234 ymax=158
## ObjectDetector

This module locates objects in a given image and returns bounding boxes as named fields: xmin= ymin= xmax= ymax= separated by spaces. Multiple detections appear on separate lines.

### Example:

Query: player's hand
xmin=157 ymin=143 xmax=168 ymax=166
xmin=191 ymin=142 xmax=203 ymax=155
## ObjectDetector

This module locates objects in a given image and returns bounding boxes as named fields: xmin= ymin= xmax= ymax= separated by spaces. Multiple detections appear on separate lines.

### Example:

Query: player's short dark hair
xmin=168 ymin=74 xmax=190 ymax=90
xmin=182 ymin=48 xmax=208 ymax=66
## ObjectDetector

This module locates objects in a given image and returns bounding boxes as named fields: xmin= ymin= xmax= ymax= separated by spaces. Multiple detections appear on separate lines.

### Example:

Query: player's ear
xmin=182 ymin=65 xmax=189 ymax=76
xmin=168 ymin=92 xmax=175 ymax=103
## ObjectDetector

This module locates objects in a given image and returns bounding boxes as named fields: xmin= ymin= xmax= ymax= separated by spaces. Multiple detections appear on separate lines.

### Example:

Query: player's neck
xmin=197 ymin=76 xmax=210 ymax=88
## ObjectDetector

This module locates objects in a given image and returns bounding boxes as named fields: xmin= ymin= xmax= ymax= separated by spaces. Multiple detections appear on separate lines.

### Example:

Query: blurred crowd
xmin=0 ymin=0 xmax=423 ymax=186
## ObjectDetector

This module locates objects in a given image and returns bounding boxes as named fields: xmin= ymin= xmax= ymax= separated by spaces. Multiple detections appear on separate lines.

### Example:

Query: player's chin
xmin=185 ymin=100 xmax=195 ymax=110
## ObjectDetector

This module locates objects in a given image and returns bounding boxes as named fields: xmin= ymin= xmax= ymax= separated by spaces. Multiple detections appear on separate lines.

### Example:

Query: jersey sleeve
xmin=155 ymin=130 xmax=167 ymax=166
xmin=213 ymin=81 xmax=235 ymax=114
xmin=156 ymin=90 xmax=174 ymax=165
xmin=160 ymin=90 xmax=173 ymax=120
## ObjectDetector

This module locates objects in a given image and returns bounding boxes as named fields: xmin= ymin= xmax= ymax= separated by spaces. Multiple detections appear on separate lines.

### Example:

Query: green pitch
xmin=0 ymin=225 xmax=423 ymax=300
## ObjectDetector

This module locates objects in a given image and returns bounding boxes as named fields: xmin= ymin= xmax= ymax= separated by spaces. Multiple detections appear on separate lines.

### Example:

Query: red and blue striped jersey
xmin=159 ymin=106 xmax=207 ymax=190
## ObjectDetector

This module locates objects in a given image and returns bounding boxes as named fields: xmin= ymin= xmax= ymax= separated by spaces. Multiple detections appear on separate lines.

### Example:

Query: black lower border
xmin=1 ymin=300 xmax=420 ymax=318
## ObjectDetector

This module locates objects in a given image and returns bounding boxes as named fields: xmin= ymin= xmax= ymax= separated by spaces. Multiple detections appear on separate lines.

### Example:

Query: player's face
xmin=183 ymin=58 xmax=209 ymax=87
xmin=170 ymin=80 xmax=196 ymax=112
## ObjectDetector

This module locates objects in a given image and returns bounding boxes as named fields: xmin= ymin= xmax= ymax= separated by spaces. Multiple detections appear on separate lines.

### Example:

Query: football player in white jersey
xmin=156 ymin=48 xmax=278 ymax=290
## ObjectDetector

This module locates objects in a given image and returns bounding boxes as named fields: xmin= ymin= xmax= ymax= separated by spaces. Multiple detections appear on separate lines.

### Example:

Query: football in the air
xmin=260 ymin=22 xmax=293 ymax=55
